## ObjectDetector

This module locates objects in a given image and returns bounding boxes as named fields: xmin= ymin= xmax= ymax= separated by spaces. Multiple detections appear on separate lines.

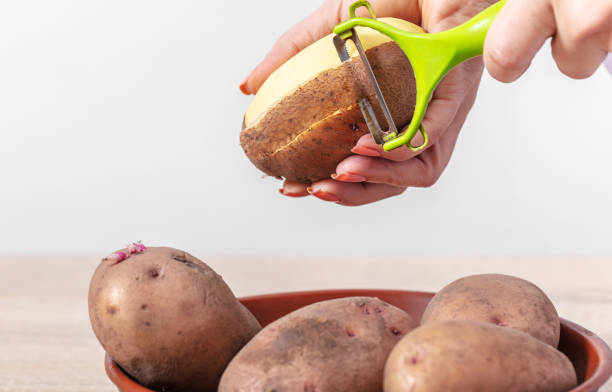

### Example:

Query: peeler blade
xmin=358 ymin=98 xmax=386 ymax=144
xmin=333 ymin=29 xmax=399 ymax=144
xmin=333 ymin=35 xmax=350 ymax=62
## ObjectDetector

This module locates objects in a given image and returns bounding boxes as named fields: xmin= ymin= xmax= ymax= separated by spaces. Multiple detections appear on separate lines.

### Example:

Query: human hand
xmin=484 ymin=0 xmax=612 ymax=81
xmin=241 ymin=0 xmax=495 ymax=206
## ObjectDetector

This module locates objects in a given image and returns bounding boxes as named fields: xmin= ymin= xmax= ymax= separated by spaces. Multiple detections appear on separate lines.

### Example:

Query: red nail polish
xmin=312 ymin=190 xmax=340 ymax=202
xmin=239 ymin=81 xmax=250 ymax=95
xmin=239 ymin=69 xmax=255 ymax=95
xmin=280 ymin=189 xmax=308 ymax=198
xmin=332 ymin=172 xmax=366 ymax=182
xmin=307 ymin=187 xmax=314 ymax=194
xmin=351 ymin=146 xmax=381 ymax=157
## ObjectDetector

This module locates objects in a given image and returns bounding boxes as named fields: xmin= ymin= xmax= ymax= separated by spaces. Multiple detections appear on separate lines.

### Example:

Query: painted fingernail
xmin=239 ymin=70 xmax=255 ymax=95
xmin=351 ymin=146 xmax=381 ymax=157
xmin=309 ymin=189 xmax=340 ymax=202
xmin=279 ymin=189 xmax=307 ymax=198
xmin=332 ymin=172 xmax=366 ymax=182
xmin=239 ymin=81 xmax=250 ymax=95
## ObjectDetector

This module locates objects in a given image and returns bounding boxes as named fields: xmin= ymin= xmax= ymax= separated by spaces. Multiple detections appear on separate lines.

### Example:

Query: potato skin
xmin=219 ymin=297 xmax=419 ymax=392
xmin=421 ymin=274 xmax=560 ymax=347
xmin=383 ymin=320 xmax=577 ymax=392
xmin=241 ymin=41 xmax=416 ymax=183
xmin=88 ymin=247 xmax=261 ymax=392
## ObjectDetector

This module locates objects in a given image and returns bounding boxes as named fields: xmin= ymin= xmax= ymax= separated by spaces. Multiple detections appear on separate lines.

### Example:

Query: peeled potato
xmin=384 ymin=320 xmax=577 ymax=392
xmin=241 ymin=19 xmax=422 ymax=183
xmin=421 ymin=273 xmax=561 ymax=347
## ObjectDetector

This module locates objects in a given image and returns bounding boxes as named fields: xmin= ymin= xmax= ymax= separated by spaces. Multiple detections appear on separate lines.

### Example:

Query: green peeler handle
xmin=334 ymin=0 xmax=506 ymax=151
xmin=439 ymin=0 xmax=507 ymax=66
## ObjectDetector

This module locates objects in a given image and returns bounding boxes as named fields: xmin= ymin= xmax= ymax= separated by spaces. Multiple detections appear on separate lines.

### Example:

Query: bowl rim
xmin=104 ymin=288 xmax=612 ymax=392
xmin=557 ymin=317 xmax=612 ymax=391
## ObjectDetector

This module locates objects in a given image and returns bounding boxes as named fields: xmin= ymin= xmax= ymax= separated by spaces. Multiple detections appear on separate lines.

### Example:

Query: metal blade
xmin=333 ymin=35 xmax=350 ymax=62
xmin=358 ymin=98 xmax=385 ymax=144
xmin=350 ymin=29 xmax=398 ymax=143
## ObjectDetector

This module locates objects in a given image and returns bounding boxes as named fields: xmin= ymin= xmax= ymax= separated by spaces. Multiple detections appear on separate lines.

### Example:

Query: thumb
xmin=240 ymin=2 xmax=342 ymax=95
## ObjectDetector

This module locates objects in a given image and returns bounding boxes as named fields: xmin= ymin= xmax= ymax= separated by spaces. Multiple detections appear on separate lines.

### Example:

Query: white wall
xmin=0 ymin=0 xmax=610 ymax=258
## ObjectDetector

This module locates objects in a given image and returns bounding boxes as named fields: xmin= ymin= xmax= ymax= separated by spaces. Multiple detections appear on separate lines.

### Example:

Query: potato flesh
xmin=241 ymin=38 xmax=419 ymax=182
xmin=245 ymin=18 xmax=423 ymax=127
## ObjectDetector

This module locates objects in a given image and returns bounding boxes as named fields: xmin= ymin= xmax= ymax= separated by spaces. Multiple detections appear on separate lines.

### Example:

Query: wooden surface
xmin=1 ymin=255 xmax=610 ymax=392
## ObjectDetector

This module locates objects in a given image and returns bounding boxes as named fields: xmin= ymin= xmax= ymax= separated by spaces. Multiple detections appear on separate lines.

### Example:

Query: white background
xmin=0 ymin=0 xmax=610 ymax=258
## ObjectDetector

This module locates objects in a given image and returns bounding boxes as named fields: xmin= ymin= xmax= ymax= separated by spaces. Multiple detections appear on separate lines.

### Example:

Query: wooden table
xmin=1 ymin=256 xmax=610 ymax=391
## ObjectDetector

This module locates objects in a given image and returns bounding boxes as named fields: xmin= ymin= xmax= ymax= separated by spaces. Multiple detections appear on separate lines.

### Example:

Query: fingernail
xmin=279 ymin=189 xmax=307 ymax=198
xmin=332 ymin=172 xmax=366 ymax=182
xmin=239 ymin=81 xmax=250 ymax=95
xmin=309 ymin=189 xmax=340 ymax=202
xmin=351 ymin=146 xmax=381 ymax=157
xmin=239 ymin=70 xmax=255 ymax=95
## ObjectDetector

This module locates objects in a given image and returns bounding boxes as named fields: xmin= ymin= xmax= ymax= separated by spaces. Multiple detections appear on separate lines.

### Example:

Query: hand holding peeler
xmin=333 ymin=0 xmax=506 ymax=151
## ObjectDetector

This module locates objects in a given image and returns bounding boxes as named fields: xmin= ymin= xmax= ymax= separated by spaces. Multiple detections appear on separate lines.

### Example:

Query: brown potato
xmin=219 ymin=296 xmax=418 ymax=392
xmin=88 ymin=246 xmax=261 ymax=392
xmin=384 ymin=320 xmax=577 ymax=392
xmin=421 ymin=273 xmax=560 ymax=347
xmin=240 ymin=19 xmax=421 ymax=183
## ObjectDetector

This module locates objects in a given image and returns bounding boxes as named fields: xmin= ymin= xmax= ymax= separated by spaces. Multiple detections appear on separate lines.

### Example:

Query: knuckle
xmin=278 ymin=31 xmax=302 ymax=55
xmin=420 ymin=172 xmax=440 ymax=188
xmin=383 ymin=161 xmax=403 ymax=187
xmin=484 ymin=41 xmax=524 ymax=80
xmin=418 ymin=157 xmax=442 ymax=188
xmin=562 ymin=4 xmax=611 ymax=43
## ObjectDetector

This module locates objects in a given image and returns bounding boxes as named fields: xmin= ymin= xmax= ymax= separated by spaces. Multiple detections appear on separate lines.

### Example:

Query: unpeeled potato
xmin=219 ymin=296 xmax=419 ymax=392
xmin=88 ymin=247 xmax=261 ymax=392
xmin=384 ymin=320 xmax=577 ymax=392
xmin=421 ymin=273 xmax=561 ymax=346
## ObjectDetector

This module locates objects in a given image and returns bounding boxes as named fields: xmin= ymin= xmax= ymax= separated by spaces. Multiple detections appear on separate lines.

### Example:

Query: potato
xmin=384 ymin=320 xmax=577 ymax=392
xmin=421 ymin=273 xmax=560 ymax=347
xmin=88 ymin=246 xmax=261 ymax=392
xmin=241 ymin=19 xmax=422 ymax=183
xmin=219 ymin=296 xmax=418 ymax=392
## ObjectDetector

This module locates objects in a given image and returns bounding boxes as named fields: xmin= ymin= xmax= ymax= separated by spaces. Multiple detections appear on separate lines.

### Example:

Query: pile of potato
xmin=88 ymin=246 xmax=577 ymax=392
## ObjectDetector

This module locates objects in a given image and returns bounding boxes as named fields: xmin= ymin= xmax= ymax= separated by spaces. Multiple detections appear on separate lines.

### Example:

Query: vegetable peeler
xmin=333 ymin=0 xmax=506 ymax=151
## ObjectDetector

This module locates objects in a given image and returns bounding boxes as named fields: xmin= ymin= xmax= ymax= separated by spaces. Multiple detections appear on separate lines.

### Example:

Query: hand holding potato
xmin=241 ymin=0 xmax=492 ymax=206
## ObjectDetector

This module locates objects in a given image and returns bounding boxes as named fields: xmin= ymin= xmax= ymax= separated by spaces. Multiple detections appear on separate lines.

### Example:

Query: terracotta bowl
xmin=105 ymin=289 xmax=612 ymax=392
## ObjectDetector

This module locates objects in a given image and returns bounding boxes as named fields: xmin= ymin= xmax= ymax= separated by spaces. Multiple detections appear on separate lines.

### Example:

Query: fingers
xmin=350 ymin=83 xmax=463 ymax=163
xmin=484 ymin=0 xmax=556 ymax=82
xmin=240 ymin=2 xmax=340 ymax=94
xmin=485 ymin=0 xmax=612 ymax=81
xmin=351 ymin=57 xmax=483 ymax=162
xmin=278 ymin=178 xmax=406 ymax=206
xmin=335 ymin=83 xmax=479 ymax=188
xmin=550 ymin=0 xmax=612 ymax=79
xmin=308 ymin=179 xmax=407 ymax=206
xmin=333 ymin=155 xmax=440 ymax=188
